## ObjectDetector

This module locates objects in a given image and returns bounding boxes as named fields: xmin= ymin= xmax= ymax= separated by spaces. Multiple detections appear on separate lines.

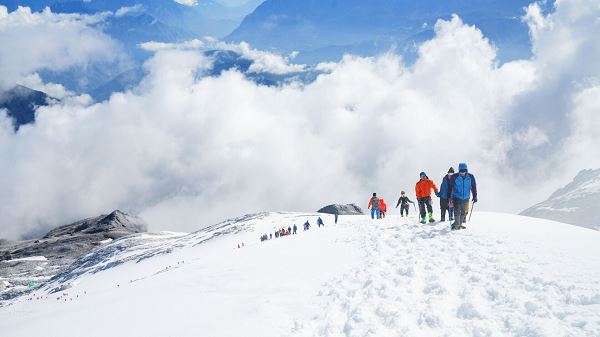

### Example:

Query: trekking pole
xmin=447 ymin=201 xmax=452 ymax=227
xmin=468 ymin=200 xmax=476 ymax=222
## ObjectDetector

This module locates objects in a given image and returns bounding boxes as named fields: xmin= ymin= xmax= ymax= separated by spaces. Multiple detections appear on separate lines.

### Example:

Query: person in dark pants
xmin=448 ymin=163 xmax=478 ymax=230
xmin=293 ymin=224 xmax=297 ymax=234
xmin=415 ymin=172 xmax=439 ymax=223
xmin=334 ymin=213 xmax=338 ymax=224
xmin=439 ymin=167 xmax=455 ymax=222
xmin=317 ymin=217 xmax=324 ymax=227
xmin=395 ymin=191 xmax=415 ymax=217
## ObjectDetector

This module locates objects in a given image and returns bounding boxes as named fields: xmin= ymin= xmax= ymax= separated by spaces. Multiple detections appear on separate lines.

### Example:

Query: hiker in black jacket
xmin=395 ymin=191 xmax=415 ymax=217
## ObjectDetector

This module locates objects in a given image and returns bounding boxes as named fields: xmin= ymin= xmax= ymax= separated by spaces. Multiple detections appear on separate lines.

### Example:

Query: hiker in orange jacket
xmin=415 ymin=172 xmax=440 ymax=224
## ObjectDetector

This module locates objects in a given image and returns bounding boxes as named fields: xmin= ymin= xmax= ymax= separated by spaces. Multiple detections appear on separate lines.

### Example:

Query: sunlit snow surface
xmin=1 ymin=212 xmax=599 ymax=337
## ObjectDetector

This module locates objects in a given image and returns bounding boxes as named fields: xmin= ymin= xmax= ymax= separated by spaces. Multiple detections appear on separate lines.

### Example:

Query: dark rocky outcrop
xmin=317 ymin=204 xmax=363 ymax=215
xmin=0 ymin=210 xmax=146 ymax=304
xmin=0 ymin=85 xmax=54 ymax=130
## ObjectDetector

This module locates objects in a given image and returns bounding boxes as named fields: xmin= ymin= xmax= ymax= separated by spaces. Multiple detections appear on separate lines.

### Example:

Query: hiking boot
xmin=420 ymin=218 xmax=427 ymax=224
xmin=429 ymin=218 xmax=436 ymax=223
xmin=440 ymin=217 xmax=445 ymax=222
xmin=459 ymin=225 xmax=466 ymax=229
xmin=451 ymin=222 xmax=460 ymax=230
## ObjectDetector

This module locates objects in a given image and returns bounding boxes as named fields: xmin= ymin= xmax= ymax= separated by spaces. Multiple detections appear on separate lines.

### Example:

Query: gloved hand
xmin=435 ymin=192 xmax=440 ymax=198
xmin=473 ymin=197 xmax=478 ymax=203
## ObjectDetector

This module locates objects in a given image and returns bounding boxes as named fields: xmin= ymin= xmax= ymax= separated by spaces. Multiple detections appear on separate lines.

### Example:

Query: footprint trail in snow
xmin=291 ymin=214 xmax=600 ymax=337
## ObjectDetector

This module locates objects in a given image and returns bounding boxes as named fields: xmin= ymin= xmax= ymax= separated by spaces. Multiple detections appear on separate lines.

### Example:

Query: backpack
xmin=371 ymin=196 xmax=379 ymax=209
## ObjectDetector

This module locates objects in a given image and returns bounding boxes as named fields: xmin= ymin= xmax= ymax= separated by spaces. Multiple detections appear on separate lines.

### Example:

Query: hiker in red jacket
xmin=379 ymin=198 xmax=388 ymax=218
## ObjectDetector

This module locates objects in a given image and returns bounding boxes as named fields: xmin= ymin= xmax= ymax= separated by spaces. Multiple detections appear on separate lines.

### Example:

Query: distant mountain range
xmin=3 ymin=0 xmax=263 ymax=38
xmin=521 ymin=169 xmax=600 ymax=231
xmin=3 ymin=0 xmax=552 ymax=128
xmin=227 ymin=0 xmax=544 ymax=63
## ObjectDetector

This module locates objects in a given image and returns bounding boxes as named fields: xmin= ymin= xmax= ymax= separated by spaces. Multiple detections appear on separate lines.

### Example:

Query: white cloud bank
xmin=0 ymin=6 xmax=120 ymax=92
xmin=1 ymin=1 xmax=600 ymax=239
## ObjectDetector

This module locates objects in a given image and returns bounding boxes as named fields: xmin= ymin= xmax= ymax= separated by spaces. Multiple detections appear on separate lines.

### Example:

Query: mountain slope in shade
xmin=521 ymin=168 xmax=600 ymax=231
xmin=0 ymin=210 xmax=147 ymax=303
xmin=0 ymin=85 xmax=54 ymax=130
xmin=1 ymin=212 xmax=598 ymax=336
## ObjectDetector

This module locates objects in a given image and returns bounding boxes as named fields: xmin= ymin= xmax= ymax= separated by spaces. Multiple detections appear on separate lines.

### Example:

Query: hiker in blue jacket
xmin=448 ymin=163 xmax=478 ymax=230
xmin=439 ymin=167 xmax=455 ymax=222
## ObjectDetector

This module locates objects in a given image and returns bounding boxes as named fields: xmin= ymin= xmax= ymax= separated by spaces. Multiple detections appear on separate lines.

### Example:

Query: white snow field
xmin=1 ymin=212 xmax=599 ymax=337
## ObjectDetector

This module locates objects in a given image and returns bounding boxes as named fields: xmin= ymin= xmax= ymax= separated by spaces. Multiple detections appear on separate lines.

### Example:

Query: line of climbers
xmin=366 ymin=196 xmax=388 ymax=219
xmin=367 ymin=162 xmax=477 ymax=231
xmin=259 ymin=217 xmax=326 ymax=241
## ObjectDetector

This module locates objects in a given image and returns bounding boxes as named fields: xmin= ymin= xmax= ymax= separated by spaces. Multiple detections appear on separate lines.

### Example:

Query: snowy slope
xmin=521 ymin=169 xmax=600 ymax=231
xmin=0 ymin=212 xmax=599 ymax=337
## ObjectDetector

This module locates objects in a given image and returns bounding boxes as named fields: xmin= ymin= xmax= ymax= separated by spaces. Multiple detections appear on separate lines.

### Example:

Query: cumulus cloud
xmin=18 ymin=73 xmax=75 ymax=99
xmin=173 ymin=0 xmax=198 ymax=6
xmin=115 ymin=4 xmax=144 ymax=17
xmin=0 ymin=2 xmax=599 ymax=239
xmin=0 ymin=6 xmax=120 ymax=91
xmin=505 ymin=0 xmax=600 ymax=175
xmin=513 ymin=127 xmax=550 ymax=150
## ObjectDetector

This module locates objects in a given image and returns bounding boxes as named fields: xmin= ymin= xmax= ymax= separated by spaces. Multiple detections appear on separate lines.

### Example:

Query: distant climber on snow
xmin=317 ymin=217 xmax=324 ymax=227
xmin=378 ymin=198 xmax=387 ymax=218
xmin=415 ymin=172 xmax=439 ymax=224
xmin=303 ymin=221 xmax=311 ymax=231
xmin=395 ymin=191 xmax=414 ymax=217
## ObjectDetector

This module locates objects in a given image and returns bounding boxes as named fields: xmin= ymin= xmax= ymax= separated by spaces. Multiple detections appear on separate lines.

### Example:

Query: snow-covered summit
xmin=521 ymin=168 xmax=600 ymax=231
xmin=1 ymin=211 xmax=599 ymax=336
xmin=43 ymin=210 xmax=147 ymax=238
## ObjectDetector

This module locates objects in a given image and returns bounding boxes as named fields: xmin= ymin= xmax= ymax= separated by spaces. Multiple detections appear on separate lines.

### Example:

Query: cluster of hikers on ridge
xmin=368 ymin=162 xmax=477 ymax=231
xmin=260 ymin=217 xmax=326 ymax=242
